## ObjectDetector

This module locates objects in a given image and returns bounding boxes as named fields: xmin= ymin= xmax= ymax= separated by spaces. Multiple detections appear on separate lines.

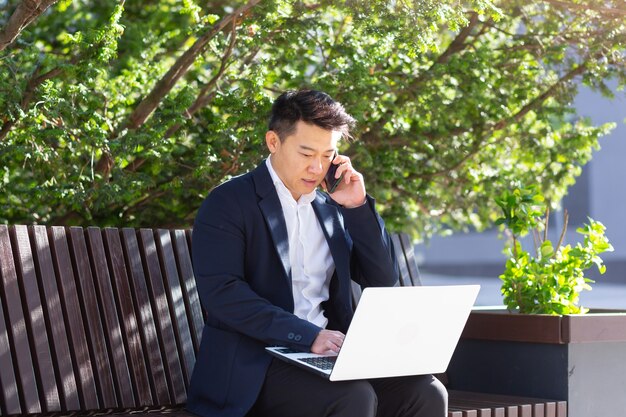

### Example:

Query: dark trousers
xmin=249 ymin=359 xmax=447 ymax=417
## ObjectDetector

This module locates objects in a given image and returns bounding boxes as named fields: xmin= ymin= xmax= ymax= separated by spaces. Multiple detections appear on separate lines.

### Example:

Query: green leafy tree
xmin=1 ymin=0 xmax=624 ymax=238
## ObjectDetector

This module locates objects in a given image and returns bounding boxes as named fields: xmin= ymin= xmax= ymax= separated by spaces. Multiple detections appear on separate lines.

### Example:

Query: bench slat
xmin=398 ymin=233 xmax=422 ymax=286
xmin=449 ymin=408 xmax=479 ymax=417
xmin=449 ymin=404 xmax=490 ymax=417
xmin=391 ymin=233 xmax=412 ymax=288
xmin=12 ymin=225 xmax=61 ymax=412
xmin=103 ymin=228 xmax=153 ymax=407
xmin=49 ymin=226 xmax=100 ymax=410
xmin=156 ymin=229 xmax=196 ymax=386
xmin=31 ymin=225 xmax=80 ymax=411
xmin=121 ymin=228 xmax=171 ymax=405
xmin=85 ymin=227 xmax=135 ymax=408
xmin=450 ymin=390 xmax=563 ymax=417
xmin=173 ymin=229 xmax=204 ymax=353
xmin=450 ymin=395 xmax=493 ymax=416
xmin=138 ymin=229 xmax=187 ymax=404
xmin=452 ymin=390 xmax=564 ymax=417
xmin=451 ymin=398 xmax=506 ymax=417
xmin=68 ymin=226 xmax=118 ymax=408
xmin=1 ymin=227 xmax=40 ymax=415
xmin=0 ymin=227 xmax=21 ymax=415
xmin=0 ymin=295 xmax=19 ymax=415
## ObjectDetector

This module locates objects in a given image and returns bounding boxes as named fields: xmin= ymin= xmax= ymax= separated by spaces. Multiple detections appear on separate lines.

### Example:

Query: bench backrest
xmin=350 ymin=232 xmax=421 ymax=304
xmin=391 ymin=232 xmax=422 ymax=287
xmin=0 ymin=225 xmax=203 ymax=415
xmin=0 ymin=225 xmax=415 ymax=415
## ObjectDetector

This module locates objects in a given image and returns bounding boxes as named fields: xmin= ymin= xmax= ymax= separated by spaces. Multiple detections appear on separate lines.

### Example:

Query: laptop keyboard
xmin=299 ymin=356 xmax=337 ymax=370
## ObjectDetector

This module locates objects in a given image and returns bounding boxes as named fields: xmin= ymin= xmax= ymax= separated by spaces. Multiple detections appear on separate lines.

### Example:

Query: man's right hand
xmin=310 ymin=329 xmax=345 ymax=354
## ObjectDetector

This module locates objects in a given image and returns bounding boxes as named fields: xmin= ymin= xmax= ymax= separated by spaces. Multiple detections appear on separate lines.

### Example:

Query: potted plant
xmin=446 ymin=185 xmax=626 ymax=417
xmin=496 ymin=184 xmax=613 ymax=315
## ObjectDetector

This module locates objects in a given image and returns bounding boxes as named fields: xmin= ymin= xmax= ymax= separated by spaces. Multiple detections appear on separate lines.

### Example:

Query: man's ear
xmin=266 ymin=131 xmax=280 ymax=153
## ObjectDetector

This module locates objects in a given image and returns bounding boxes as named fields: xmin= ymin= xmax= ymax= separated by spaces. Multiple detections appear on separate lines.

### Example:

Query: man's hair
xmin=268 ymin=89 xmax=356 ymax=141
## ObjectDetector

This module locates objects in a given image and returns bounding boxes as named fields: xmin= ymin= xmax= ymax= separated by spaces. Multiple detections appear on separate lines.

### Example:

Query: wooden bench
xmin=0 ymin=225 xmax=199 ymax=416
xmin=0 ymin=225 xmax=565 ymax=417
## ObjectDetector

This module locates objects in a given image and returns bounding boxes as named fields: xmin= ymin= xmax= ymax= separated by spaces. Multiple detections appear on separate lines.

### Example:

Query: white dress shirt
xmin=266 ymin=157 xmax=335 ymax=328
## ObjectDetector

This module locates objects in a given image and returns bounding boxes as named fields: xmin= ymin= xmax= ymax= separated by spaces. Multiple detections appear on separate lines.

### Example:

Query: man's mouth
xmin=302 ymin=179 xmax=318 ymax=186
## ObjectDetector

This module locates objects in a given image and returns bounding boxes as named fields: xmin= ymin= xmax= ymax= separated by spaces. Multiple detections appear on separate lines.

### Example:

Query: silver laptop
xmin=265 ymin=285 xmax=479 ymax=381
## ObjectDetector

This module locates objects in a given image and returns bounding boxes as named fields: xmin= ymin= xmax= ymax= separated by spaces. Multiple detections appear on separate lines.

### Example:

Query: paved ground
xmin=420 ymin=273 xmax=626 ymax=310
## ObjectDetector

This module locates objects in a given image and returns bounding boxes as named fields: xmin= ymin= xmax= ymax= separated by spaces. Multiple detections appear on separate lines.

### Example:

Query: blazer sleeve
xmin=192 ymin=185 xmax=321 ymax=351
xmin=339 ymin=195 xmax=400 ymax=288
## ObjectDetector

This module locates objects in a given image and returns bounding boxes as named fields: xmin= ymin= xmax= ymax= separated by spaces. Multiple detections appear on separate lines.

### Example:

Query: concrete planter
xmin=446 ymin=308 xmax=626 ymax=417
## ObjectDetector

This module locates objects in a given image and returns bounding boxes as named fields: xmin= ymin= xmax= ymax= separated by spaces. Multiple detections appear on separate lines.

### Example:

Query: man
xmin=187 ymin=89 xmax=447 ymax=417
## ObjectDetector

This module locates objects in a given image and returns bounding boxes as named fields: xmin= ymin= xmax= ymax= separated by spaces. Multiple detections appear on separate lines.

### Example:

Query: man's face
xmin=266 ymin=120 xmax=341 ymax=200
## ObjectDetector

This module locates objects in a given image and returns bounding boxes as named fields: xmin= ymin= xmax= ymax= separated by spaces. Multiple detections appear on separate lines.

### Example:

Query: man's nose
xmin=309 ymin=158 xmax=324 ymax=174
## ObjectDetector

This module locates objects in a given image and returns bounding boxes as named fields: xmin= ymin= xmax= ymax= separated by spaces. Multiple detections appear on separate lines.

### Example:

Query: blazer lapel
xmin=253 ymin=162 xmax=292 ymax=285
xmin=252 ymin=161 xmax=352 ymax=288
xmin=312 ymin=194 xmax=351 ymax=283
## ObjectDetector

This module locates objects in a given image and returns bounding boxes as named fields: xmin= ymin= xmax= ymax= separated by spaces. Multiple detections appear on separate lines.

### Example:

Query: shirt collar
xmin=266 ymin=157 xmax=317 ymax=205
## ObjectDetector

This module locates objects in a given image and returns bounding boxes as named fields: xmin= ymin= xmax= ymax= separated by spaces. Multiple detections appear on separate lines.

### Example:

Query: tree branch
xmin=181 ymin=19 xmax=238 ymax=122
xmin=123 ymin=0 xmax=261 ymax=131
xmin=102 ymin=0 xmax=260 ymax=178
xmin=0 ymin=0 xmax=59 ymax=51
xmin=0 ymin=0 xmax=123 ymax=142
xmin=404 ymin=60 xmax=590 ymax=181
xmin=0 ymin=64 xmax=66 ymax=141
xmin=126 ymin=23 xmax=271 ymax=172
xmin=492 ymin=61 xmax=588 ymax=131
xmin=160 ymin=19 xmax=238 ymax=141
xmin=556 ymin=209 xmax=569 ymax=250
xmin=544 ymin=206 xmax=550 ymax=243
xmin=434 ymin=12 xmax=479 ymax=66
xmin=398 ymin=12 xmax=481 ymax=103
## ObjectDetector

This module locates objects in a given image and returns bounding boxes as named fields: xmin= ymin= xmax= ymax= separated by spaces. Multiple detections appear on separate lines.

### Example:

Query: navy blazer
xmin=186 ymin=161 xmax=399 ymax=417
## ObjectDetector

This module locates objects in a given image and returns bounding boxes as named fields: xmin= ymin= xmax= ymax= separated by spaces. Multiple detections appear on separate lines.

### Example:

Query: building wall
xmin=418 ymin=83 xmax=626 ymax=283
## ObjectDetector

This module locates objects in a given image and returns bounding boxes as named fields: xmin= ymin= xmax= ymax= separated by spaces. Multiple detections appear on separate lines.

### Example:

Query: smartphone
xmin=324 ymin=153 xmax=344 ymax=193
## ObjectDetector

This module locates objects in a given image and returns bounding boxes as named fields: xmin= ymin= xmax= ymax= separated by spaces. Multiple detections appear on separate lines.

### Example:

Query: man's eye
xmin=301 ymin=153 xmax=313 ymax=158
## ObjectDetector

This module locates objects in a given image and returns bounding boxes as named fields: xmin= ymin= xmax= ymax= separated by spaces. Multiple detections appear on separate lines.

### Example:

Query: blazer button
xmin=294 ymin=335 xmax=302 ymax=342
xmin=288 ymin=332 xmax=295 ymax=340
